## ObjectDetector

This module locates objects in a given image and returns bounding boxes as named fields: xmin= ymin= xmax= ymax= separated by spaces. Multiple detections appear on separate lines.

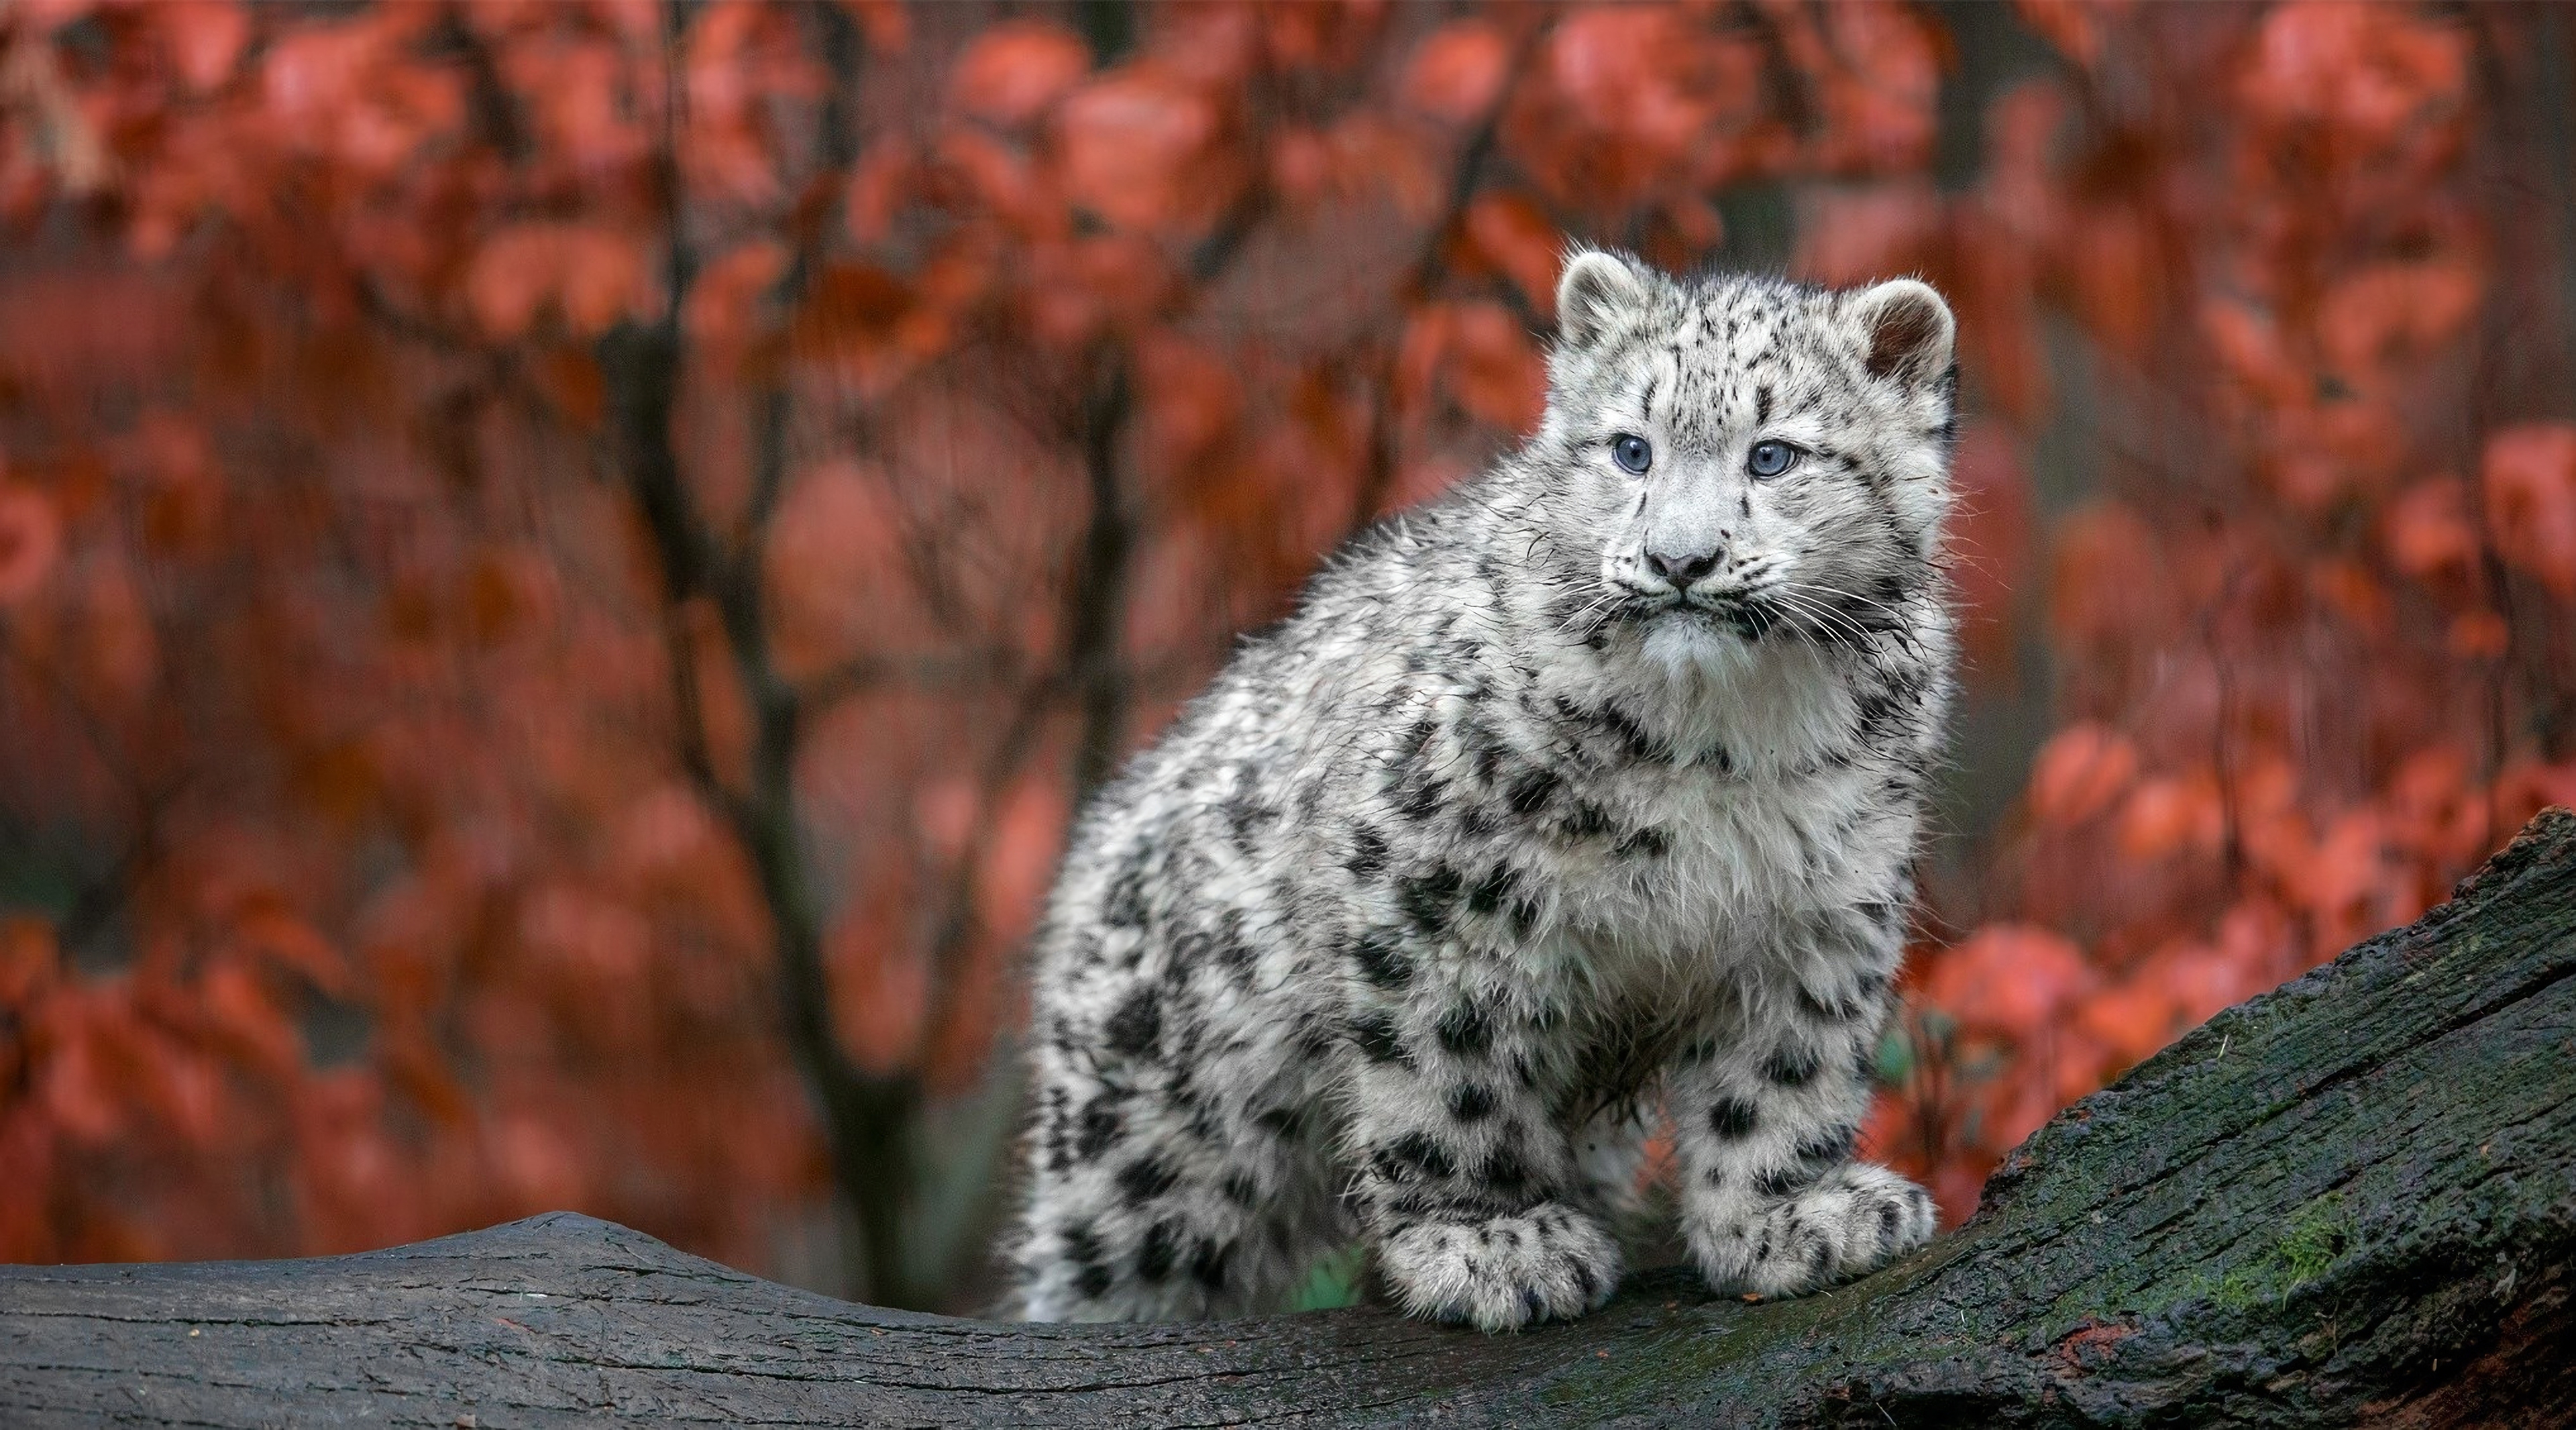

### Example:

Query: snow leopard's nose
xmin=1645 ymin=546 xmax=1722 ymax=588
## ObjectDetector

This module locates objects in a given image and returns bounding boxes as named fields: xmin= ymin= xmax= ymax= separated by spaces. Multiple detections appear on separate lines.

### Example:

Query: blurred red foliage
xmin=0 ymin=1 xmax=2569 ymax=1309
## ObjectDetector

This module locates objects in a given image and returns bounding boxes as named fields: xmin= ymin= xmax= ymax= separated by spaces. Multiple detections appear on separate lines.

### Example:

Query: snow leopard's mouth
xmin=1619 ymin=589 xmax=1777 ymax=642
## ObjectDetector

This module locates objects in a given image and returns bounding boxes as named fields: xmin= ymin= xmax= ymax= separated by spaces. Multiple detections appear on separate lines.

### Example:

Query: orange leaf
xmin=1134 ymin=329 xmax=1242 ymax=477
xmin=1923 ymin=924 xmax=2094 ymax=1039
xmin=40 ymin=1014 xmax=125 ymax=1146
xmin=2318 ymin=262 xmax=2482 ymax=380
xmin=1438 ymin=301 xmax=1544 ymax=434
xmin=2383 ymin=477 xmax=2477 ymax=584
xmin=487 ymin=1114 xmax=588 ymax=1211
xmin=555 ymin=229 xmax=649 ymax=336
xmin=0 ymin=485 xmax=62 ymax=604
xmin=1794 ymin=183 xmax=1941 ymax=290
xmin=2447 ymin=609 xmax=2509 ymax=660
xmin=2013 ymin=0 xmax=2104 ymax=68
xmin=1057 ymin=66 xmax=1240 ymax=236
xmin=949 ymin=19 xmax=1091 ymax=128
xmin=0 ymin=918 xmax=57 ymax=1008
xmin=2116 ymin=774 xmax=2224 ymax=861
xmin=828 ymin=896 xmax=926 ymax=1076
xmin=466 ymin=225 xmax=647 ymax=341
xmin=1401 ymin=20 xmax=1508 ymax=123
xmin=980 ymin=777 xmax=1070 ymax=944
xmin=2027 ymin=722 xmax=2139 ymax=828
xmin=233 ymin=901 xmax=350 ymax=998
xmin=200 ymin=962 xmax=302 ymax=1079
xmin=2245 ymin=3 xmax=2467 ymax=144
xmin=1458 ymin=193 xmax=1563 ymax=317
xmin=160 ymin=1 xmax=251 ymax=95
xmin=465 ymin=228 xmax=558 ymax=341
xmin=2076 ymin=979 xmax=2180 ymax=1066
xmin=2482 ymin=423 xmax=2576 ymax=599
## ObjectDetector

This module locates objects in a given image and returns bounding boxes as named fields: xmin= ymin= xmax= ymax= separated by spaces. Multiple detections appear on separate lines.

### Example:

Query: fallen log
xmin=5 ymin=808 xmax=2573 ymax=1428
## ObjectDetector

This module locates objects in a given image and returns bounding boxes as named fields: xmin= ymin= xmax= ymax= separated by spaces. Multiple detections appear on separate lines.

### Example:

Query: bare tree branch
xmin=1353 ymin=13 xmax=1554 ymax=527
xmin=596 ymin=2 xmax=933 ymax=1311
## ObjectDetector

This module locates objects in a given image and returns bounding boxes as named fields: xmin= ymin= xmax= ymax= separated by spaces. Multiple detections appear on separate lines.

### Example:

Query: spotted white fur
xmin=1013 ymin=251 xmax=1957 ymax=1330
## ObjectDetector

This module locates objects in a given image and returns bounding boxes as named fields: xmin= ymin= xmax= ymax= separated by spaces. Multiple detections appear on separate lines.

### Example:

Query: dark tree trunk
xmin=7 ymin=810 xmax=2575 ymax=1428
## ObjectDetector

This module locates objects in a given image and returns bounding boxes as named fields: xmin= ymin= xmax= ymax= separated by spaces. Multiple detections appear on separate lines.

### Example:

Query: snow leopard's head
xmin=1530 ymin=249 xmax=1955 ymax=667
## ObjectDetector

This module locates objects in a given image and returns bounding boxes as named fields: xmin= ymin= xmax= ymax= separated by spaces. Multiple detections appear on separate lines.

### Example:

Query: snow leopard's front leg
xmin=1342 ymin=980 xmax=1620 ymax=1331
xmin=1671 ymin=901 xmax=1935 ymax=1297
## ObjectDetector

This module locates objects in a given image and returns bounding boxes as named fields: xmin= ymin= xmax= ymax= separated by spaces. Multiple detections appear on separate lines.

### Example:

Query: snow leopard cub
xmin=1014 ymin=250 xmax=1956 ymax=1331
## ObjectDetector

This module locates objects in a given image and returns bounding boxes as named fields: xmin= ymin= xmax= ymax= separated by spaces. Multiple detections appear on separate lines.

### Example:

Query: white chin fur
xmin=1640 ymin=611 xmax=1754 ymax=679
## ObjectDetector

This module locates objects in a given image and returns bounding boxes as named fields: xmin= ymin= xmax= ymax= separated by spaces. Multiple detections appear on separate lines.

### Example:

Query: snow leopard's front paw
xmin=1378 ymin=1203 xmax=1621 ymax=1331
xmin=1691 ymin=1162 xmax=1935 ymax=1299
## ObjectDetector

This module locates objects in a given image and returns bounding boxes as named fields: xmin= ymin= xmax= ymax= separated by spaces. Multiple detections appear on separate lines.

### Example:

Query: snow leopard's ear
xmin=1846 ymin=278 xmax=1955 ymax=394
xmin=1555 ymin=248 xmax=1650 ymax=353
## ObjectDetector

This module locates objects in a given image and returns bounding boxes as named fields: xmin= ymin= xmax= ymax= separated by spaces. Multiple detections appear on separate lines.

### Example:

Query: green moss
xmin=1288 ymin=1244 xmax=1366 ymax=1312
xmin=2186 ymin=1193 xmax=2355 ymax=1312
xmin=2274 ymin=1195 xmax=2353 ymax=1287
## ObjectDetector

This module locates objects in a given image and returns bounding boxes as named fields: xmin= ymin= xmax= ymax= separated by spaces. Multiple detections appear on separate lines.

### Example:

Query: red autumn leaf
xmin=847 ymin=0 xmax=911 ymax=55
xmin=1457 ymin=192 xmax=1564 ymax=318
xmin=2383 ymin=476 xmax=2479 ymax=584
xmin=764 ymin=458 xmax=924 ymax=674
xmin=2245 ymin=1 xmax=2467 ymax=144
xmin=2027 ymin=722 xmax=2139 ymax=828
xmin=792 ymin=264 xmax=916 ymax=364
xmin=2318 ymin=262 xmax=2482 ymax=380
xmin=1859 ymin=1089 xmax=1919 ymax=1170
xmin=2116 ymin=773 xmax=2226 ymax=862
xmin=466 ymin=226 xmax=596 ymax=341
xmin=2047 ymin=502 xmax=2163 ymax=649
xmin=2481 ymin=423 xmax=2576 ymax=599
xmin=912 ymin=779 xmax=980 ymax=865
xmin=0 ymin=485 xmax=62 ymax=604
xmin=487 ymin=1113 xmax=588 ymax=1211
xmin=160 ymin=1 xmax=252 ymax=95
xmin=1401 ymin=20 xmax=1509 ymax=123
xmin=980 ymin=776 xmax=1070 ymax=943
xmin=683 ymin=240 xmax=792 ymax=360
xmin=198 ymin=961 xmax=303 ymax=1080
xmin=40 ymin=1010 xmax=127 ymax=1147
xmin=1546 ymin=9 xmax=1698 ymax=148
xmin=232 ymin=901 xmax=350 ymax=998
xmin=0 ymin=918 xmax=58 ymax=1007
xmin=2307 ymin=556 xmax=2392 ymax=637
xmin=830 ymin=878 xmax=928 ymax=1076
xmin=556 ymin=229 xmax=651 ymax=337
xmin=1799 ymin=3 xmax=1942 ymax=174
xmin=1133 ymin=329 xmax=1243 ymax=480
xmin=2076 ymin=977 xmax=2181 ymax=1068
xmin=1923 ymin=924 xmax=2095 ymax=1040
xmin=1437 ymin=300 xmax=1546 ymax=434
xmin=2447 ymin=608 xmax=2509 ymax=661
xmin=949 ymin=19 xmax=1091 ymax=129
xmin=2013 ymin=0 xmax=2104 ymax=68
xmin=1057 ymin=66 xmax=1240 ymax=236
xmin=1794 ymin=182 xmax=1941 ymax=288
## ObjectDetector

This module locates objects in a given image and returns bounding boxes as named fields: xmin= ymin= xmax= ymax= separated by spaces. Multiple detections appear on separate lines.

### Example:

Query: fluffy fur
xmin=1012 ymin=251 xmax=1959 ymax=1331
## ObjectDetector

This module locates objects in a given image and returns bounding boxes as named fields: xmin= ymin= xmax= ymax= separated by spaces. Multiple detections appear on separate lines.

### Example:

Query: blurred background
xmin=0 ymin=0 xmax=2571 ymax=1316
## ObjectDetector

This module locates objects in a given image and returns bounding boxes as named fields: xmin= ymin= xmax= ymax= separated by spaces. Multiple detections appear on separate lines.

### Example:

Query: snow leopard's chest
xmin=1521 ymin=752 xmax=1910 ymax=991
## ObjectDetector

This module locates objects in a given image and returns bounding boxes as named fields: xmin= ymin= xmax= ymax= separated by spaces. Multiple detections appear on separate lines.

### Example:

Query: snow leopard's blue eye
xmin=1747 ymin=439 xmax=1799 ymax=479
xmin=1611 ymin=434 xmax=1652 ymax=476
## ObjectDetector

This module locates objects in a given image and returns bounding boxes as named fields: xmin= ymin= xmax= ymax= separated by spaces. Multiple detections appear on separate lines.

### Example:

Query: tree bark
xmin=6 ymin=809 xmax=2573 ymax=1428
